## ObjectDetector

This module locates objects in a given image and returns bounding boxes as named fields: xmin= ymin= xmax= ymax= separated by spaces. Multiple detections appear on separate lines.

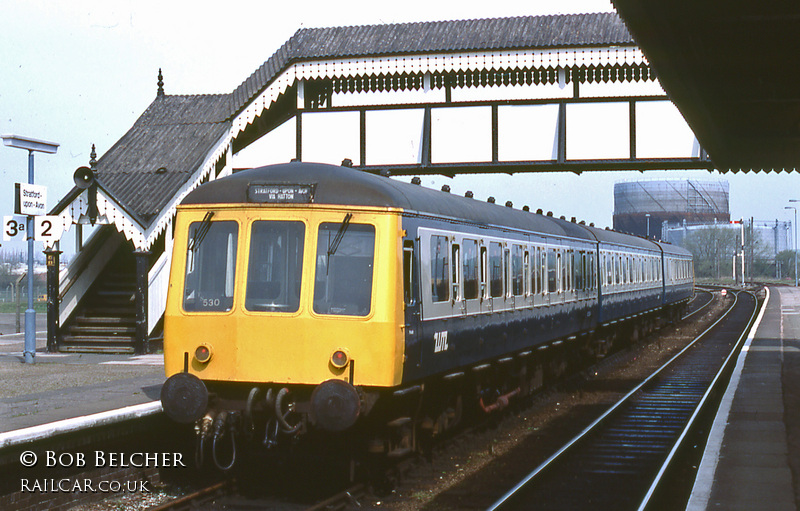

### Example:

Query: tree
xmin=683 ymin=226 xmax=738 ymax=278
xmin=776 ymin=250 xmax=797 ymax=280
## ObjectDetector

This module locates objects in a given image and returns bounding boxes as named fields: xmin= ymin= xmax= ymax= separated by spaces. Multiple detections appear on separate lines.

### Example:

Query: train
xmin=160 ymin=161 xmax=694 ymax=468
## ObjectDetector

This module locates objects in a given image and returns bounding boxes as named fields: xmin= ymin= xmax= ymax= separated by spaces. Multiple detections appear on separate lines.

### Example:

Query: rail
xmin=488 ymin=289 xmax=759 ymax=510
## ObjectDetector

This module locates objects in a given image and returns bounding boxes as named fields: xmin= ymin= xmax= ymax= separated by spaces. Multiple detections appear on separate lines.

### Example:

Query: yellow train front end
xmin=161 ymin=201 xmax=405 ymax=449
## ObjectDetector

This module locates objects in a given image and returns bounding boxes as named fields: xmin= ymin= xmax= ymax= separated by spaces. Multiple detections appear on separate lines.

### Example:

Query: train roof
xmin=183 ymin=162 xmax=597 ymax=240
xmin=182 ymin=161 xmax=688 ymax=253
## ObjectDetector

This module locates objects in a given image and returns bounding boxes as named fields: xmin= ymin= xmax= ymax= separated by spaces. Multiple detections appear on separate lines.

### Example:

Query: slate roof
xmin=231 ymin=13 xmax=633 ymax=116
xmin=93 ymin=94 xmax=232 ymax=225
xmin=67 ymin=13 xmax=632 ymax=229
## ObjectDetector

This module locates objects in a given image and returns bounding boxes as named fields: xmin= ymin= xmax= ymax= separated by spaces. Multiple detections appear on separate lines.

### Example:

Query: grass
xmin=0 ymin=302 xmax=47 ymax=313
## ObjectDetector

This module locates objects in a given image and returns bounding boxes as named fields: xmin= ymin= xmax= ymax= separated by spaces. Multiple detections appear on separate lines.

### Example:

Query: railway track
xmin=487 ymin=289 xmax=758 ymax=511
xmin=142 ymin=289 xmax=720 ymax=511
xmin=148 ymin=479 xmax=366 ymax=510
xmin=684 ymin=288 xmax=713 ymax=319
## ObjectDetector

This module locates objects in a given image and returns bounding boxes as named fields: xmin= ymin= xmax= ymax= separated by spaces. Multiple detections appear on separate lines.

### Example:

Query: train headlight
xmin=330 ymin=349 xmax=349 ymax=369
xmin=195 ymin=344 xmax=213 ymax=363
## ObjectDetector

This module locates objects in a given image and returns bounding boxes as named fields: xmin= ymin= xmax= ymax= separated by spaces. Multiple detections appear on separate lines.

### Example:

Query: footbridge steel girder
xmin=238 ymin=92 xmax=714 ymax=175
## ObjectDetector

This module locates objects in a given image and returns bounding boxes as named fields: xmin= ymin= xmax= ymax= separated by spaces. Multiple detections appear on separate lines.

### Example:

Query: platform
xmin=0 ymin=321 xmax=164 ymax=435
xmin=688 ymin=286 xmax=800 ymax=511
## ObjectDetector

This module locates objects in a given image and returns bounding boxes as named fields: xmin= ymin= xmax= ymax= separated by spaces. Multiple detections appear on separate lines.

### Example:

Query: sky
xmin=1 ymin=0 xmax=798 ymax=255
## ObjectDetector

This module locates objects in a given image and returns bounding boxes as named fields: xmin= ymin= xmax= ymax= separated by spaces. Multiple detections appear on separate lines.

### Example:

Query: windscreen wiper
xmin=327 ymin=213 xmax=353 ymax=257
xmin=188 ymin=211 xmax=215 ymax=252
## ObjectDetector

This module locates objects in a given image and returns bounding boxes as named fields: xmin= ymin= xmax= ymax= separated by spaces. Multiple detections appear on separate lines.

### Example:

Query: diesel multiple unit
xmin=160 ymin=161 xmax=694 ymax=467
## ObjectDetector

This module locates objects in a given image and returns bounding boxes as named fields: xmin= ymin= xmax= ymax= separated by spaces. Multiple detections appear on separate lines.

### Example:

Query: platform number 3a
xmin=3 ymin=215 xmax=26 ymax=241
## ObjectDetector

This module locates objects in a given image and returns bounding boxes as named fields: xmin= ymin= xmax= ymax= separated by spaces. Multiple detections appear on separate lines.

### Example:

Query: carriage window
xmin=538 ymin=248 xmax=545 ymax=295
xmin=430 ymin=235 xmax=450 ymax=303
xmin=547 ymin=248 xmax=557 ymax=293
xmin=403 ymin=241 xmax=414 ymax=305
xmin=463 ymin=239 xmax=479 ymax=300
xmin=452 ymin=243 xmax=461 ymax=300
xmin=512 ymin=245 xmax=524 ymax=296
xmin=314 ymin=222 xmax=375 ymax=316
xmin=576 ymin=252 xmax=585 ymax=291
xmin=523 ymin=250 xmax=530 ymax=296
xmin=245 ymin=221 xmax=305 ymax=313
xmin=184 ymin=220 xmax=238 ymax=312
xmin=490 ymin=242 xmax=504 ymax=298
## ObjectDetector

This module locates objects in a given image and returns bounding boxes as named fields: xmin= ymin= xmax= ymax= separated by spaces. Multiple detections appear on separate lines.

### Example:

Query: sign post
xmin=2 ymin=134 xmax=59 ymax=364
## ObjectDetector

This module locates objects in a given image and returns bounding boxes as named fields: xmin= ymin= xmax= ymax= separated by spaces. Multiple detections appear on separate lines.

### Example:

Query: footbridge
xmin=46 ymin=12 xmax=710 ymax=353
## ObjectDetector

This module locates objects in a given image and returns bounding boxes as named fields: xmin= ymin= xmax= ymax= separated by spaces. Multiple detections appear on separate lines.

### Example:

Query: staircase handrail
xmin=147 ymin=249 xmax=171 ymax=334
xmin=59 ymin=229 xmax=124 ymax=326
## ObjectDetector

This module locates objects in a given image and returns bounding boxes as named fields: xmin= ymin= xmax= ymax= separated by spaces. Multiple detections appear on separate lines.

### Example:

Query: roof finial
xmin=89 ymin=143 xmax=97 ymax=171
xmin=157 ymin=68 xmax=165 ymax=98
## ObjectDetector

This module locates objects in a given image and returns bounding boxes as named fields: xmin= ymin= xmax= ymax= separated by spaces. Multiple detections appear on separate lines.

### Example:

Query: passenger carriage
xmin=161 ymin=161 xmax=693 ymax=464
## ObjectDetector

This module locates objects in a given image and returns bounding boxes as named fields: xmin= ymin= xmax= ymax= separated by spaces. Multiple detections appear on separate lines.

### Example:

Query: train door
xmin=488 ymin=240 xmax=506 ymax=312
xmin=460 ymin=237 xmax=480 ymax=315
xmin=402 ymin=236 xmax=423 ymax=364
xmin=547 ymin=244 xmax=563 ymax=306
xmin=420 ymin=230 xmax=454 ymax=320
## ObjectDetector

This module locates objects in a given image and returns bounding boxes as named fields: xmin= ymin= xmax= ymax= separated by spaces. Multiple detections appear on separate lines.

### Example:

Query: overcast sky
xmin=1 ymin=0 xmax=797 ymax=254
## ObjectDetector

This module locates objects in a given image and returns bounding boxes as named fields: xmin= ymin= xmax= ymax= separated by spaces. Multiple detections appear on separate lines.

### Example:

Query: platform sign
xmin=3 ymin=215 xmax=27 ymax=241
xmin=34 ymin=215 xmax=64 ymax=242
xmin=14 ymin=183 xmax=47 ymax=216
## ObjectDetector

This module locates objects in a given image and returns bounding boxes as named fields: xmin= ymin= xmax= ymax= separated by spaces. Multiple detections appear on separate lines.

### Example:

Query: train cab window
xmin=430 ymin=235 xmax=450 ymax=303
xmin=463 ymin=239 xmax=479 ymax=300
xmin=245 ymin=221 xmax=305 ymax=313
xmin=184 ymin=220 xmax=238 ymax=312
xmin=489 ymin=242 xmax=504 ymax=298
xmin=314 ymin=222 xmax=375 ymax=316
xmin=512 ymin=245 xmax=524 ymax=296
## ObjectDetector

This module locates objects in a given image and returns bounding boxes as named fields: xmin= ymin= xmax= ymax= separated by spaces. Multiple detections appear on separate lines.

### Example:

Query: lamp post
xmin=788 ymin=201 xmax=799 ymax=286
xmin=2 ymin=134 xmax=59 ymax=363
xmin=645 ymin=213 xmax=651 ymax=239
